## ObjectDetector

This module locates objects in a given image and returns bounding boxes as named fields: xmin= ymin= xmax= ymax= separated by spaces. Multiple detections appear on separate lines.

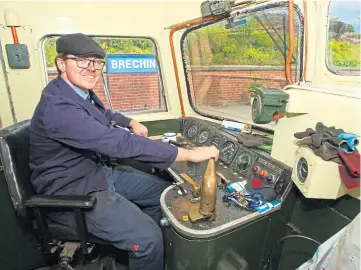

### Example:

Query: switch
xmin=252 ymin=166 xmax=259 ymax=173
xmin=259 ymin=170 xmax=267 ymax=178
xmin=266 ymin=175 xmax=274 ymax=183
xmin=5 ymin=44 xmax=30 ymax=69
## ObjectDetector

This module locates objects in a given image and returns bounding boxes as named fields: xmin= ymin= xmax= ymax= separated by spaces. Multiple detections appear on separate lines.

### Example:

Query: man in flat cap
xmin=29 ymin=33 xmax=219 ymax=270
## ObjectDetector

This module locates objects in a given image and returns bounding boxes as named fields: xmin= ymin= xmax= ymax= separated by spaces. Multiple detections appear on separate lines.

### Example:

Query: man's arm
xmin=103 ymin=108 xmax=148 ymax=136
xmin=103 ymin=109 xmax=133 ymax=128
xmin=43 ymin=101 xmax=219 ymax=168
xmin=44 ymin=101 xmax=176 ymax=169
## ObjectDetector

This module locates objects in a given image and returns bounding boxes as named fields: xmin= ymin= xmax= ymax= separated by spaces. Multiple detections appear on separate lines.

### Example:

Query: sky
xmin=330 ymin=0 xmax=361 ymax=33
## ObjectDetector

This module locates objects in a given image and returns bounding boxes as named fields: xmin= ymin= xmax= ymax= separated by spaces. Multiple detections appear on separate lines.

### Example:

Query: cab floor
xmin=34 ymin=257 xmax=129 ymax=270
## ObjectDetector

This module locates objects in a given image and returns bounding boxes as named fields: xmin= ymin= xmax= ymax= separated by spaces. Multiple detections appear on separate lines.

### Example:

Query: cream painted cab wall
xmin=271 ymin=85 xmax=361 ymax=199
xmin=270 ymin=0 xmax=361 ymax=199
xmin=0 ymin=1 xmax=204 ymax=126
xmin=0 ymin=40 xmax=14 ymax=128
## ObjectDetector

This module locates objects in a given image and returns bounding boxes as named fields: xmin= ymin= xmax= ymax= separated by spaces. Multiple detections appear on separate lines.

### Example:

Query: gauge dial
xmin=187 ymin=124 xmax=198 ymax=138
xmin=198 ymin=130 xmax=209 ymax=144
xmin=252 ymin=95 xmax=263 ymax=123
xmin=209 ymin=136 xmax=221 ymax=148
xmin=182 ymin=119 xmax=190 ymax=131
xmin=220 ymin=141 xmax=237 ymax=164
xmin=236 ymin=151 xmax=253 ymax=172
xmin=297 ymin=157 xmax=308 ymax=183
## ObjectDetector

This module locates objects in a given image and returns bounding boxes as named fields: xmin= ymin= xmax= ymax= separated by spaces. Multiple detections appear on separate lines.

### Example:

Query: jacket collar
xmin=54 ymin=75 xmax=109 ymax=125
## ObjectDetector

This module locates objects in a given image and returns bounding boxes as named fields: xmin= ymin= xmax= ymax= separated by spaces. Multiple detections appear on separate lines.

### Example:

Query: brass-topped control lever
xmin=180 ymin=173 xmax=201 ymax=198
xmin=189 ymin=158 xmax=217 ymax=222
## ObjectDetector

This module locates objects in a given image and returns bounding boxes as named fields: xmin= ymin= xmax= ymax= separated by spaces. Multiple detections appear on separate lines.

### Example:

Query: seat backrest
xmin=0 ymin=120 xmax=35 ymax=220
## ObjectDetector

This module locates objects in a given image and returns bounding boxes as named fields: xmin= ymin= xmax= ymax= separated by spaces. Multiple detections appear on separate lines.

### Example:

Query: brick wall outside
xmin=48 ymin=71 xmax=161 ymax=112
xmin=47 ymin=66 xmax=291 ymax=112
xmin=187 ymin=67 xmax=290 ymax=107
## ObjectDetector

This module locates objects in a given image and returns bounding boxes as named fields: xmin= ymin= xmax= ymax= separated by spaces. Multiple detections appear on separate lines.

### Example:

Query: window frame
xmin=180 ymin=2 xmax=304 ymax=130
xmin=41 ymin=34 xmax=168 ymax=114
xmin=324 ymin=0 xmax=360 ymax=77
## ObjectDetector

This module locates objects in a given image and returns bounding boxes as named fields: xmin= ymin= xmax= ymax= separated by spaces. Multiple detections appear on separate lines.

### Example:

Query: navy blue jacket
xmin=29 ymin=76 xmax=178 ymax=196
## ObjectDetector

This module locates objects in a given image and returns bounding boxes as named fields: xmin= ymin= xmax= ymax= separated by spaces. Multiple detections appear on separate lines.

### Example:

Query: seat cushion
xmin=48 ymin=220 xmax=109 ymax=245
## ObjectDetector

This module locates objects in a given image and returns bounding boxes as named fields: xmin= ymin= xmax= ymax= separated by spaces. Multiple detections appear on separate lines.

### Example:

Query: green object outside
xmin=252 ymin=87 xmax=289 ymax=124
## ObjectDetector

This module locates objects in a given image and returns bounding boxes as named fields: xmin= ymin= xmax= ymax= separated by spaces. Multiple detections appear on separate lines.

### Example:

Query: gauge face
xmin=252 ymin=95 xmax=263 ymax=123
xmin=209 ymin=136 xmax=221 ymax=148
xmin=220 ymin=141 xmax=237 ymax=164
xmin=198 ymin=130 xmax=209 ymax=144
xmin=182 ymin=119 xmax=189 ymax=130
xmin=187 ymin=124 xmax=198 ymax=138
xmin=297 ymin=157 xmax=308 ymax=183
xmin=236 ymin=151 xmax=253 ymax=171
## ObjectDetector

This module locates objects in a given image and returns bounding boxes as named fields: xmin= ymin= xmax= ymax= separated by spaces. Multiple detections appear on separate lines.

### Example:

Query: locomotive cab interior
xmin=0 ymin=0 xmax=360 ymax=270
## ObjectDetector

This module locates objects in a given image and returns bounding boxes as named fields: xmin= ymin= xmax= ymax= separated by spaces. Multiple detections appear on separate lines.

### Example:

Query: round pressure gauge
xmin=209 ymin=136 xmax=221 ymax=148
xmin=252 ymin=95 xmax=263 ymax=123
xmin=297 ymin=157 xmax=308 ymax=184
xmin=236 ymin=151 xmax=253 ymax=172
xmin=187 ymin=124 xmax=198 ymax=138
xmin=198 ymin=130 xmax=209 ymax=144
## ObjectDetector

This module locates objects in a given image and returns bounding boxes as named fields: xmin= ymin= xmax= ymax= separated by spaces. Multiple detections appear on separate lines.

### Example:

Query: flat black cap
xmin=56 ymin=33 xmax=105 ymax=58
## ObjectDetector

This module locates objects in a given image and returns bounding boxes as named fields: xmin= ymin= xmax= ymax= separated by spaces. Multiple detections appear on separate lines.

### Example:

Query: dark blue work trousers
xmin=50 ymin=165 xmax=170 ymax=270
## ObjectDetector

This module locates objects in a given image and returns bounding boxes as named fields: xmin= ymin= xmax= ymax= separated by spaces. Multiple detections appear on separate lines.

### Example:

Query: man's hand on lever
xmin=129 ymin=119 xmax=148 ymax=137
xmin=175 ymin=146 xmax=219 ymax=163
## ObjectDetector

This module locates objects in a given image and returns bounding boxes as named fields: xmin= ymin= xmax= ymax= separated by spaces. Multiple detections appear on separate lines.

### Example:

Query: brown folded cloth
xmin=237 ymin=133 xmax=272 ymax=148
xmin=297 ymin=138 xmax=342 ymax=164
xmin=313 ymin=142 xmax=342 ymax=164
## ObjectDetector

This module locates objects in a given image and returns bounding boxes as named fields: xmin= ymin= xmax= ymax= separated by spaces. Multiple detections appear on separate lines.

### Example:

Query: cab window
xmin=181 ymin=6 xmax=301 ymax=128
xmin=43 ymin=36 xmax=167 ymax=114
xmin=326 ymin=0 xmax=360 ymax=76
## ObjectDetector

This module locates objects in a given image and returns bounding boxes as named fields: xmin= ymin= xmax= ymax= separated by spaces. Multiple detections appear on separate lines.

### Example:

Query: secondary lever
xmin=180 ymin=173 xmax=201 ymax=198
xmin=216 ymin=171 xmax=231 ymax=185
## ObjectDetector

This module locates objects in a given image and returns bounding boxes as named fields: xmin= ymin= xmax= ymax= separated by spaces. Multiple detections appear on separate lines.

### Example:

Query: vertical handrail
xmin=286 ymin=0 xmax=295 ymax=85
xmin=169 ymin=16 xmax=221 ymax=119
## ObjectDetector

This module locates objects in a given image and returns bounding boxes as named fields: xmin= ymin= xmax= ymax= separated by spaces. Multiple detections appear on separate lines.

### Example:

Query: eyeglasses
xmin=64 ymin=57 xmax=105 ymax=70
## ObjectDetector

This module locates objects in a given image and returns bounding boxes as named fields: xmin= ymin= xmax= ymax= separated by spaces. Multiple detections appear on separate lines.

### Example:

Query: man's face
xmin=56 ymin=55 xmax=103 ymax=91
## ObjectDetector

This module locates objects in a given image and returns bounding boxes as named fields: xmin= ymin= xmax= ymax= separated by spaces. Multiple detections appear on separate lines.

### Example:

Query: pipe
xmin=101 ymin=73 xmax=113 ymax=111
xmin=10 ymin=26 xmax=19 ymax=44
xmin=199 ymin=158 xmax=217 ymax=216
xmin=169 ymin=16 xmax=221 ymax=119
xmin=286 ymin=0 xmax=295 ymax=85
xmin=303 ymin=0 xmax=308 ymax=81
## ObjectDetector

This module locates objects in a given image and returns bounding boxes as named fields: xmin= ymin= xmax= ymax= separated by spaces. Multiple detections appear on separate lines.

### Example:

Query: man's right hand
xmin=175 ymin=146 xmax=219 ymax=163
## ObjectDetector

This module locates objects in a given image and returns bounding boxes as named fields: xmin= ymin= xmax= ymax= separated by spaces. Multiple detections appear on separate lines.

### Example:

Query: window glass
xmin=327 ymin=0 xmax=360 ymax=76
xmin=182 ymin=7 xmax=301 ymax=128
xmin=43 ymin=36 xmax=166 ymax=114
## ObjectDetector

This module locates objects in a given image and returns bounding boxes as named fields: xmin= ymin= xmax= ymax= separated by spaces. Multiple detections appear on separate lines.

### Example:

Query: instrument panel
xmin=182 ymin=118 xmax=239 ymax=165
xmin=180 ymin=117 xmax=292 ymax=202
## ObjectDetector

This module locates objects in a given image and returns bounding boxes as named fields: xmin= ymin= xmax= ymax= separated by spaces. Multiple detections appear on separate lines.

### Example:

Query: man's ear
xmin=56 ymin=58 xmax=66 ymax=73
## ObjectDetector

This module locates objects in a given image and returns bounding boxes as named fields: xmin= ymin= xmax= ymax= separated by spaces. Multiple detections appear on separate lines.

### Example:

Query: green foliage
xmin=95 ymin=39 xmax=153 ymax=54
xmin=44 ymin=37 xmax=153 ymax=68
xmin=248 ymin=77 xmax=261 ymax=93
xmin=328 ymin=39 xmax=360 ymax=68
xmin=186 ymin=12 xmax=359 ymax=70
xmin=44 ymin=39 xmax=57 ymax=67
xmin=187 ymin=16 xmax=293 ymax=66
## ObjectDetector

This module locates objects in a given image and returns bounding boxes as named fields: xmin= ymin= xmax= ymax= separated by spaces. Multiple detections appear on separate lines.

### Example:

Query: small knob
xmin=259 ymin=170 xmax=267 ymax=178
xmin=160 ymin=217 xmax=170 ymax=227
xmin=252 ymin=166 xmax=259 ymax=173
xmin=266 ymin=175 xmax=274 ymax=183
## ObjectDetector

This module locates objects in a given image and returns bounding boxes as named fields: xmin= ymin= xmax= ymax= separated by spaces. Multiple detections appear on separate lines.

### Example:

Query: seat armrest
xmin=25 ymin=195 xmax=96 ymax=209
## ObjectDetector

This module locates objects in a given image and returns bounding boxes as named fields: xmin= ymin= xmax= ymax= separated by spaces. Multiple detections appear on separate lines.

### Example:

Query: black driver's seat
xmin=0 ymin=119 xmax=113 ymax=268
